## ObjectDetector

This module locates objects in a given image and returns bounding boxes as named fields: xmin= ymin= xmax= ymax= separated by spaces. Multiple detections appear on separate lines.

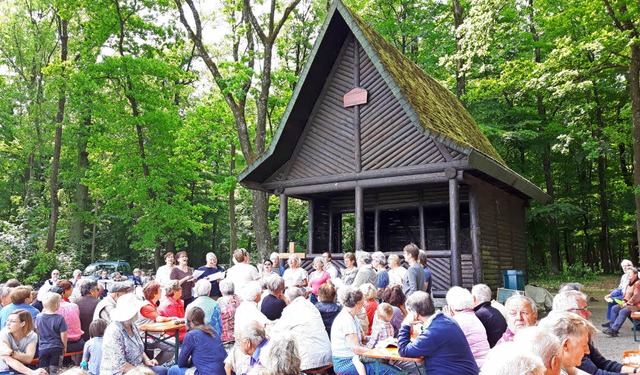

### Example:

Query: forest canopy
xmin=0 ymin=0 xmax=638 ymax=282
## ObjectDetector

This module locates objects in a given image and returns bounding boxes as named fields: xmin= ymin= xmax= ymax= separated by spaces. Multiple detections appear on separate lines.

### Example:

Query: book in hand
xmin=375 ymin=338 xmax=398 ymax=349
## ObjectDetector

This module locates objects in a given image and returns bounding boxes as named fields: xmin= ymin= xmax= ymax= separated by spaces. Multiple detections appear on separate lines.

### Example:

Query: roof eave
xmin=468 ymin=151 xmax=551 ymax=204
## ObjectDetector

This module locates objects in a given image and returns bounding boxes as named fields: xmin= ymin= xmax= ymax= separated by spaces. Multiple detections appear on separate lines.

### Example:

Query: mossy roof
xmin=239 ymin=0 xmax=549 ymax=203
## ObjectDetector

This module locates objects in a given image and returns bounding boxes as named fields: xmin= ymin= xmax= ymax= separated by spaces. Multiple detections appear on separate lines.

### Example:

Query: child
xmin=351 ymin=303 xmax=396 ymax=375
xmin=360 ymin=283 xmax=378 ymax=335
xmin=81 ymin=319 xmax=107 ymax=375
xmin=35 ymin=292 xmax=68 ymax=375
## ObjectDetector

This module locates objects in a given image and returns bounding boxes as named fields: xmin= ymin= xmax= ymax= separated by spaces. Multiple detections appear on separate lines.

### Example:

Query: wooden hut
xmin=239 ymin=0 xmax=550 ymax=296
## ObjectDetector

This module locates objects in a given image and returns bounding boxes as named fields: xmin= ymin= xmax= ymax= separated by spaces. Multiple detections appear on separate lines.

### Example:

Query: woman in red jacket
xmin=603 ymin=267 xmax=640 ymax=336
xmin=158 ymin=281 xmax=187 ymax=341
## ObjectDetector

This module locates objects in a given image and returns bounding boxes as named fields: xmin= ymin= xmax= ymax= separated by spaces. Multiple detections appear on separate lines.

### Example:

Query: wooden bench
xmin=631 ymin=311 xmax=640 ymax=341
xmin=30 ymin=350 xmax=84 ymax=365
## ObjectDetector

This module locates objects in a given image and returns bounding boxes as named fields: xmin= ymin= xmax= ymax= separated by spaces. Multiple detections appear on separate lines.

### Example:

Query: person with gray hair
xmin=371 ymin=251 xmax=389 ymax=295
xmin=387 ymin=254 xmax=406 ymax=286
xmin=330 ymin=286 xmax=397 ymax=375
xmin=398 ymin=291 xmax=479 ymax=374
xmin=260 ymin=275 xmax=286 ymax=320
xmin=513 ymin=326 xmax=562 ymax=375
xmin=218 ymin=278 xmax=241 ymax=344
xmin=352 ymin=251 xmax=377 ymax=288
xmin=480 ymin=342 xmax=546 ymax=375
xmin=552 ymin=290 xmax=636 ymax=374
xmin=186 ymin=279 xmax=222 ymax=336
xmin=443 ymin=286 xmax=489 ymax=367
xmin=271 ymin=286 xmax=332 ymax=371
xmin=235 ymin=282 xmax=270 ymax=331
xmin=471 ymin=284 xmax=507 ymax=347
xmin=497 ymin=295 xmax=538 ymax=344
xmin=538 ymin=312 xmax=594 ymax=374
xmin=262 ymin=334 xmax=302 ymax=375
xmin=0 ymin=285 xmax=12 ymax=307
xmin=235 ymin=320 xmax=269 ymax=372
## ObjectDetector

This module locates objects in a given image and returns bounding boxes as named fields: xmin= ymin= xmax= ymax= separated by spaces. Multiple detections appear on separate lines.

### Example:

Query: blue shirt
xmin=377 ymin=269 xmax=389 ymax=289
xmin=83 ymin=336 xmax=103 ymax=375
xmin=178 ymin=329 xmax=226 ymax=375
xmin=0 ymin=303 xmax=40 ymax=328
xmin=423 ymin=266 xmax=432 ymax=295
xmin=35 ymin=313 xmax=68 ymax=351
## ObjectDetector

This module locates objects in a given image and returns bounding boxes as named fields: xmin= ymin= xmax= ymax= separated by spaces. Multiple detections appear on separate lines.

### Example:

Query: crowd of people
xmin=0 ymin=248 xmax=637 ymax=375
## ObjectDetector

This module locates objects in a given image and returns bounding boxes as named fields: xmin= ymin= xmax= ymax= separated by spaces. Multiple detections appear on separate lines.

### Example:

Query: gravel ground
xmin=586 ymin=298 xmax=637 ymax=362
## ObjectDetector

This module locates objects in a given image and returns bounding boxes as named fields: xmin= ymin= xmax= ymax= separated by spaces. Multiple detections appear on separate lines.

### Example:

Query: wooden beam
xmin=448 ymin=168 xmax=462 ymax=286
xmin=419 ymin=202 xmax=426 ymax=251
xmin=355 ymin=185 xmax=364 ymax=250
xmin=374 ymin=205 xmax=380 ymax=252
xmin=469 ymin=185 xmax=483 ymax=284
xmin=283 ymin=172 xmax=450 ymax=195
xmin=279 ymin=193 xmax=288 ymax=253
xmin=328 ymin=205 xmax=334 ymax=253
xmin=308 ymin=199 xmax=314 ymax=254
xmin=263 ymin=160 xmax=472 ymax=190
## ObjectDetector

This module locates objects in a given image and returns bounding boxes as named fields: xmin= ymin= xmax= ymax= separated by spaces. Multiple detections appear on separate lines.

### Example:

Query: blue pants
xmin=333 ymin=356 xmax=399 ymax=375
xmin=168 ymin=365 xmax=189 ymax=375
xmin=610 ymin=305 xmax=632 ymax=331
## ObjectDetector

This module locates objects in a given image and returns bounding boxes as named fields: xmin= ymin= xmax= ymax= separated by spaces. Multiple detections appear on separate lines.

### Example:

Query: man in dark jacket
xmin=471 ymin=284 xmax=507 ymax=348
xmin=553 ymin=290 xmax=636 ymax=374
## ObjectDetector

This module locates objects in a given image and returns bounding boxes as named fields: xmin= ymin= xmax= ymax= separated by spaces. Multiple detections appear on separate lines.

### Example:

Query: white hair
xmin=239 ymin=281 xmax=262 ymax=302
xmin=552 ymin=290 xmax=586 ymax=312
xmin=480 ymin=343 xmax=545 ymax=375
xmin=471 ymin=284 xmax=492 ymax=303
xmin=193 ymin=279 xmax=212 ymax=297
xmin=513 ymin=326 xmax=561 ymax=369
xmin=445 ymin=286 xmax=474 ymax=311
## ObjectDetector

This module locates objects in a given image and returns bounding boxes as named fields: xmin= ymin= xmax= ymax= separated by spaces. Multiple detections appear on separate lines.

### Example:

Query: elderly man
xmin=471 ymin=283 xmax=507 ymax=347
xmin=235 ymin=281 xmax=270 ymax=331
xmin=402 ymin=244 xmax=426 ymax=297
xmin=398 ymin=291 xmax=479 ymax=374
xmin=444 ymin=286 xmax=489 ymax=367
xmin=603 ymin=266 xmax=640 ymax=337
xmin=44 ymin=269 xmax=60 ymax=287
xmin=93 ymin=281 xmax=131 ymax=322
xmin=553 ymin=290 xmax=636 ymax=374
xmin=604 ymin=259 xmax=634 ymax=320
xmin=481 ymin=343 xmax=546 ymax=375
xmin=352 ymin=251 xmax=377 ymax=288
xmin=496 ymin=295 xmax=538 ymax=344
xmin=270 ymin=287 xmax=332 ymax=372
xmin=539 ymin=312 xmax=594 ymax=375
xmin=197 ymin=252 xmax=225 ymax=298
xmin=513 ymin=326 xmax=563 ymax=375
xmin=236 ymin=321 xmax=269 ymax=372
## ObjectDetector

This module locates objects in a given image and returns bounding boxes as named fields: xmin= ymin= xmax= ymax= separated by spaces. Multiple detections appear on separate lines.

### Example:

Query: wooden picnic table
xmin=138 ymin=321 xmax=185 ymax=364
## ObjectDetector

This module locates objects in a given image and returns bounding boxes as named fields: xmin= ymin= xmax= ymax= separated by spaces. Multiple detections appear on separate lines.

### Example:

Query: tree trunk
xmin=70 ymin=115 xmax=91 ymax=255
xmin=631 ymin=43 xmax=640 ymax=250
xmin=594 ymin=87 xmax=612 ymax=273
xmin=252 ymin=190 xmax=273 ymax=261
xmin=46 ymin=17 xmax=68 ymax=252
xmin=229 ymin=143 xmax=238 ymax=253
xmin=451 ymin=0 xmax=465 ymax=102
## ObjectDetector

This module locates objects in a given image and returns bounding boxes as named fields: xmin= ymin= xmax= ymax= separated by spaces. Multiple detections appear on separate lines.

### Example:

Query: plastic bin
xmin=502 ymin=270 xmax=525 ymax=291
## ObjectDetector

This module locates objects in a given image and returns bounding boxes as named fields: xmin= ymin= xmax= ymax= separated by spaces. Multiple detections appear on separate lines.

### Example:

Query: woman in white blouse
xmin=283 ymin=255 xmax=308 ymax=289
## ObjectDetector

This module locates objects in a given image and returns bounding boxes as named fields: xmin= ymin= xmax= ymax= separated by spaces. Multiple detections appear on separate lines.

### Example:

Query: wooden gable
xmin=267 ymin=35 xmax=463 ymax=183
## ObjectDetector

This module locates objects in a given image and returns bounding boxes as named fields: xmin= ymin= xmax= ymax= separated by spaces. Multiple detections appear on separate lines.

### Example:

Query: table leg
xmin=173 ymin=330 xmax=179 ymax=363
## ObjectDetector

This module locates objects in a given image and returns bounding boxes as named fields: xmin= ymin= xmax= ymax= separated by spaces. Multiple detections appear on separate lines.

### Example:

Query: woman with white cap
xmin=100 ymin=293 xmax=168 ymax=375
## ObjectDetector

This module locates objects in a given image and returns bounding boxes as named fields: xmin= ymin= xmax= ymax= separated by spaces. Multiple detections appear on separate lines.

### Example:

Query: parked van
xmin=82 ymin=260 xmax=131 ymax=280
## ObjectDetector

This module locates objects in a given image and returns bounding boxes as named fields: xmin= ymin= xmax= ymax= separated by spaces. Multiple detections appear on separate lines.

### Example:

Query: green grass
xmin=529 ymin=274 xmax=619 ymax=300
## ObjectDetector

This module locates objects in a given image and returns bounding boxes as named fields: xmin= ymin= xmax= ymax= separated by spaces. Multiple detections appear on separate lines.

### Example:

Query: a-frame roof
xmin=239 ymin=0 xmax=550 ymax=204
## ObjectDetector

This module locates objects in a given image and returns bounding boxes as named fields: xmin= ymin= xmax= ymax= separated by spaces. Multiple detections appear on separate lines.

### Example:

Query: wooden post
xmin=419 ymin=197 xmax=426 ymax=251
xmin=354 ymin=43 xmax=362 ymax=173
xmin=279 ymin=193 xmax=288 ymax=254
xmin=469 ymin=186 xmax=483 ymax=284
xmin=447 ymin=168 xmax=462 ymax=286
xmin=328 ymin=206 xmax=334 ymax=253
xmin=355 ymin=185 xmax=364 ymax=250
xmin=374 ymin=205 xmax=380 ymax=252
xmin=308 ymin=199 xmax=315 ymax=254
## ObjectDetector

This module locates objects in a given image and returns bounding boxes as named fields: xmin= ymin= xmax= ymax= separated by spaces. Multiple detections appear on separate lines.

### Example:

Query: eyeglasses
xmin=571 ymin=306 xmax=589 ymax=312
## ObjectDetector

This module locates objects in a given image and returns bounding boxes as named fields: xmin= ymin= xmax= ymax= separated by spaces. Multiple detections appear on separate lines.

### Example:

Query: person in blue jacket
xmin=398 ymin=291 xmax=479 ymax=375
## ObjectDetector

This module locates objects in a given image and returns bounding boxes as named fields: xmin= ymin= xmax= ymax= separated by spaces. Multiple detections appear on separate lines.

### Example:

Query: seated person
xmin=0 ymin=309 xmax=46 ymax=375
xmin=603 ymin=267 xmax=640 ymax=337
xmin=158 ymin=281 xmax=186 ymax=341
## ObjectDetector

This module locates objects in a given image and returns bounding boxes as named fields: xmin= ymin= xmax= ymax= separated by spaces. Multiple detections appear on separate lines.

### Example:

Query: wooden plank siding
xmin=475 ymin=179 xmax=528 ymax=290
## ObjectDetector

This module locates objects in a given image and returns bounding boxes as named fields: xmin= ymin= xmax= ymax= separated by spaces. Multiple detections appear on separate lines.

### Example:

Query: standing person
xmin=282 ymin=255 xmax=308 ymax=289
xmin=196 ymin=253 xmax=224 ymax=299
xmin=352 ymin=252 xmax=377 ymax=288
xmin=398 ymin=291 xmax=479 ymax=375
xmin=260 ymin=259 xmax=277 ymax=279
xmin=372 ymin=252 xmax=389 ymax=298
xmin=418 ymin=250 xmax=432 ymax=295
xmin=360 ymin=284 xmax=378 ymax=335
xmin=270 ymin=253 xmax=285 ymax=276
xmin=322 ymin=252 xmax=340 ymax=280
xmin=170 ymin=251 xmax=195 ymax=308
xmin=387 ymin=255 xmax=406 ymax=286
xmin=45 ymin=270 xmax=60 ymax=288
xmin=402 ymin=244 xmax=425 ymax=298
xmin=131 ymin=269 xmax=143 ymax=288
xmin=471 ymin=284 xmax=507 ymax=348
xmin=0 ymin=309 xmax=47 ymax=375
xmin=341 ymin=253 xmax=358 ymax=286
xmin=35 ymin=292 xmax=68 ymax=375
xmin=226 ymin=248 xmax=260 ymax=293
xmin=167 ymin=307 xmax=226 ymax=375
xmin=308 ymin=258 xmax=331 ymax=304
xmin=100 ymin=294 xmax=168 ymax=375
xmin=155 ymin=252 xmax=175 ymax=286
